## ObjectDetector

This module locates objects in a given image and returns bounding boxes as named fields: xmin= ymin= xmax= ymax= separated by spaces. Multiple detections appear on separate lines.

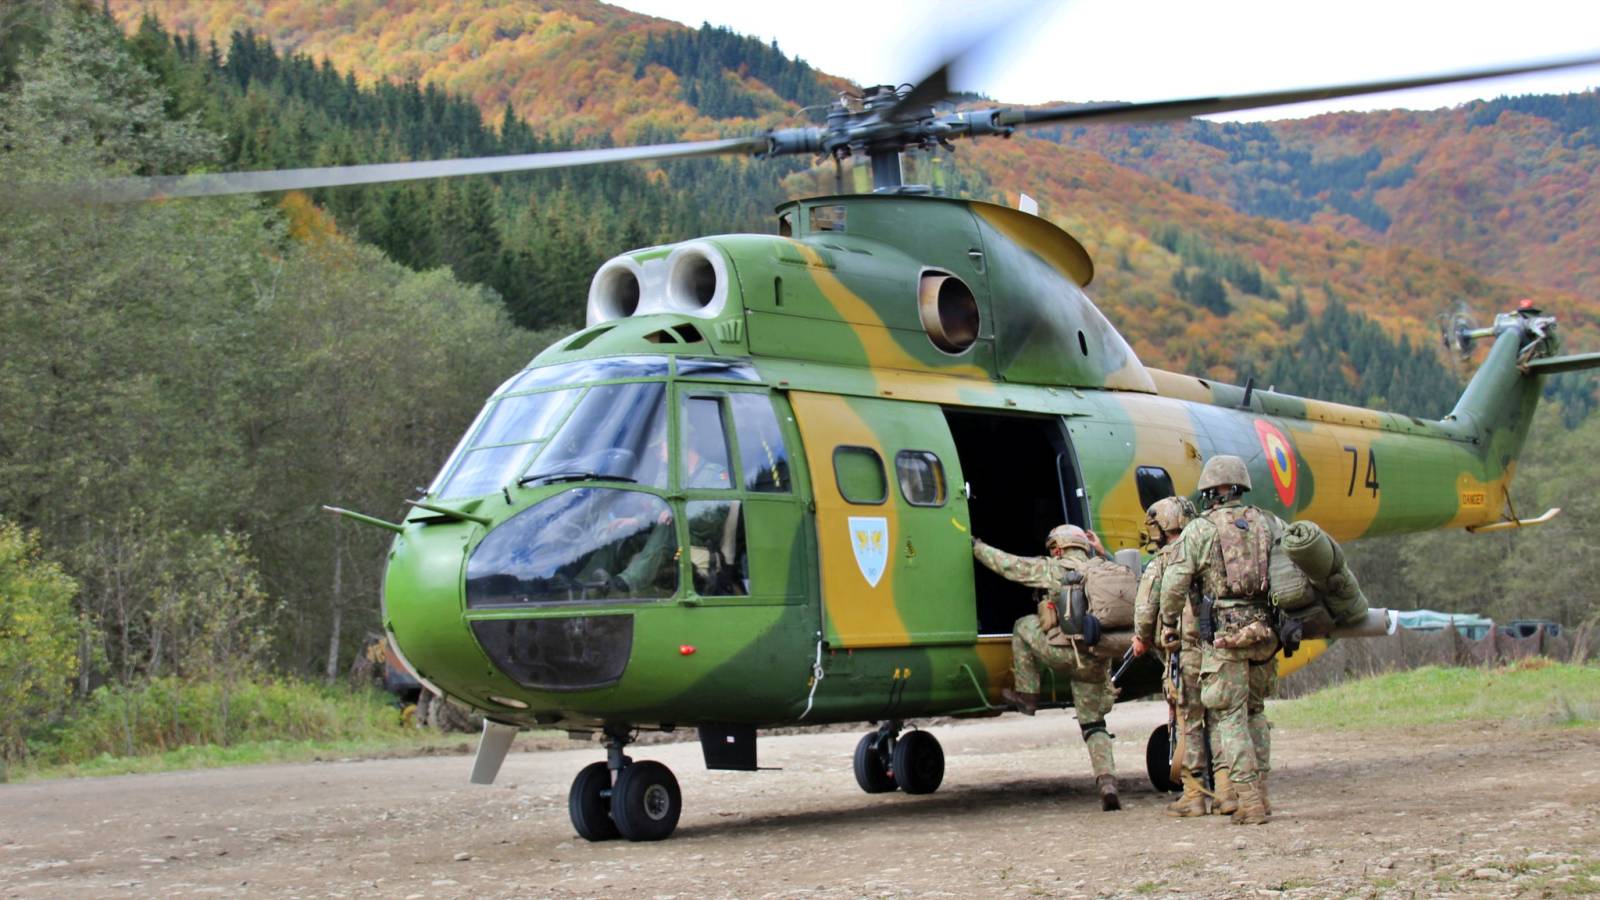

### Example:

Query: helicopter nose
xmin=385 ymin=518 xmax=639 ymax=699
xmin=467 ymin=615 xmax=635 ymax=692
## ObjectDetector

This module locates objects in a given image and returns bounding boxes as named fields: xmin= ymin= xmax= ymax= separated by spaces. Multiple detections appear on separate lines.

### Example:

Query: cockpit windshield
xmin=433 ymin=388 xmax=580 ymax=500
xmin=521 ymin=382 xmax=669 ymax=488
xmin=430 ymin=358 xmax=671 ymax=500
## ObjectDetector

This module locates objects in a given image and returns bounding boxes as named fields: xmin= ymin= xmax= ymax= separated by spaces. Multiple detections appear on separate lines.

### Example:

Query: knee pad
xmin=1079 ymin=719 xmax=1113 ymax=741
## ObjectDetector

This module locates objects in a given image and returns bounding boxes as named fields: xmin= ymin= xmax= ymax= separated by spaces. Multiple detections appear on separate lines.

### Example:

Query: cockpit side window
xmin=680 ymin=395 xmax=734 ymax=490
xmin=686 ymin=500 xmax=748 ymax=596
xmin=728 ymin=393 xmax=790 ymax=493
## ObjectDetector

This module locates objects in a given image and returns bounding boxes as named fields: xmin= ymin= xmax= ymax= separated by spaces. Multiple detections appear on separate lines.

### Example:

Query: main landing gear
xmin=568 ymin=726 xmax=683 ymax=842
xmin=1145 ymin=722 xmax=1180 ymax=793
xmin=852 ymin=720 xmax=945 ymax=795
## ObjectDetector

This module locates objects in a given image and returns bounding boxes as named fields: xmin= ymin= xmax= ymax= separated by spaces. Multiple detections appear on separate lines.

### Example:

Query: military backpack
xmin=1204 ymin=506 xmax=1272 ymax=600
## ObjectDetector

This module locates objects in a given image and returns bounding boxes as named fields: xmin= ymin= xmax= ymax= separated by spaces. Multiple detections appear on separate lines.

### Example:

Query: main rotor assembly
xmin=48 ymin=40 xmax=1600 ymax=203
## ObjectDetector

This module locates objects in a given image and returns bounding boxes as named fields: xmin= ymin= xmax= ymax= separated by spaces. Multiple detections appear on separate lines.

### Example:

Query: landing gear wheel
xmin=610 ymin=760 xmax=682 ymax=841
xmin=1146 ymin=723 xmax=1178 ymax=793
xmin=891 ymin=730 xmax=944 ymax=795
xmin=853 ymin=732 xmax=897 ymax=794
xmin=568 ymin=761 xmax=620 ymax=842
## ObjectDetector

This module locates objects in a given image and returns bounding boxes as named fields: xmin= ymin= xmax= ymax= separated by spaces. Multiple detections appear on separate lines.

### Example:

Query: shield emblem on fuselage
xmin=847 ymin=516 xmax=889 ymax=588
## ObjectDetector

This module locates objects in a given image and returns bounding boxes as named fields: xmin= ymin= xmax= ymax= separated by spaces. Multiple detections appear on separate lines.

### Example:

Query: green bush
xmin=0 ymin=521 xmax=82 ymax=766
xmin=29 ymin=676 xmax=411 ymax=767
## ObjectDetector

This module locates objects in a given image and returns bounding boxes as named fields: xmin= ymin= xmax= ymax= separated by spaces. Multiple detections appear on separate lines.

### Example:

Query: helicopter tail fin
xmin=1446 ymin=309 xmax=1565 ymax=458
xmin=1444 ymin=312 xmax=1547 ymax=448
xmin=1441 ymin=308 xmax=1585 ymax=530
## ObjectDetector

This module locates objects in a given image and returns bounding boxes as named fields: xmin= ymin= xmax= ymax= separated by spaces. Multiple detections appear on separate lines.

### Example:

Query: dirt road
xmin=3 ymin=700 xmax=1596 ymax=898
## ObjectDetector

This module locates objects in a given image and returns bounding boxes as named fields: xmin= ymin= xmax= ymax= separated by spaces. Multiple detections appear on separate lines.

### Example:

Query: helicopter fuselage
xmin=381 ymin=193 xmax=1542 ymax=737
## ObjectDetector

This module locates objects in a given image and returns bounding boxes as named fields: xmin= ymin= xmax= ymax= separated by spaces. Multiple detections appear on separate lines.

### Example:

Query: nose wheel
xmin=568 ymin=727 xmax=683 ymax=842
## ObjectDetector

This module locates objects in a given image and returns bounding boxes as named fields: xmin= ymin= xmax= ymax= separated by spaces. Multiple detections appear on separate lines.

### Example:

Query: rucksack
xmin=1205 ymin=506 xmax=1272 ymax=599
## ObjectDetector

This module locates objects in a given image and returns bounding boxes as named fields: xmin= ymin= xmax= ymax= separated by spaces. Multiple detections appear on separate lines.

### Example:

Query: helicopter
xmin=72 ymin=44 xmax=1600 ymax=842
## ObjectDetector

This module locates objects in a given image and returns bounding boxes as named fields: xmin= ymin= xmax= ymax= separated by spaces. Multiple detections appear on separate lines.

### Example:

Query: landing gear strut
xmin=852 ymin=721 xmax=945 ymax=795
xmin=567 ymin=726 xmax=683 ymax=842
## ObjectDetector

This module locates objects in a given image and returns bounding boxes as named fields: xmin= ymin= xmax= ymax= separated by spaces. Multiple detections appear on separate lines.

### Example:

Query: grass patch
xmin=9 ymin=676 xmax=437 ymax=780
xmin=15 ymin=732 xmax=469 ymax=781
xmin=1272 ymin=662 xmax=1600 ymax=731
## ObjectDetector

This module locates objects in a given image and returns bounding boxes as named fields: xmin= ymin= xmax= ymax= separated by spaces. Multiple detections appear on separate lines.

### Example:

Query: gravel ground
xmin=2 ymin=699 xmax=1597 ymax=898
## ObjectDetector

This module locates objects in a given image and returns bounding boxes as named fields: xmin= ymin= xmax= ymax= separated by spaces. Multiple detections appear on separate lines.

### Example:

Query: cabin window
xmin=465 ymin=488 xmax=678 ymax=607
xmin=729 ymin=393 xmax=790 ymax=493
xmin=777 ymin=210 xmax=794 ymax=237
xmin=811 ymin=204 xmax=846 ymax=232
xmin=895 ymin=450 xmax=947 ymax=507
xmin=1135 ymin=466 xmax=1176 ymax=511
xmin=833 ymin=446 xmax=887 ymax=504
xmin=522 ymin=382 xmax=670 ymax=488
xmin=680 ymin=395 xmax=734 ymax=490
xmin=686 ymin=500 xmax=749 ymax=596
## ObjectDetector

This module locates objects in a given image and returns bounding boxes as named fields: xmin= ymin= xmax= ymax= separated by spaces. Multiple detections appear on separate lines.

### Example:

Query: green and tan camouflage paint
xmin=382 ymin=194 xmax=1553 ymax=734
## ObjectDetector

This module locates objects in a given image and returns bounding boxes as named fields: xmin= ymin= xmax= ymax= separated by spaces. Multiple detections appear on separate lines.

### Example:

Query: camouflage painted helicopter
xmin=85 ymin=50 xmax=1600 ymax=842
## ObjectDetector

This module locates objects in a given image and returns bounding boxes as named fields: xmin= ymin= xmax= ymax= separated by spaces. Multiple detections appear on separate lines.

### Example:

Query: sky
xmin=611 ymin=0 xmax=1600 ymax=121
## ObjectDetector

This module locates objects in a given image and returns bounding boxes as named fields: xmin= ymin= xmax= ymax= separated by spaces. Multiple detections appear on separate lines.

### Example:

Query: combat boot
xmin=1165 ymin=769 xmax=1209 ymax=817
xmin=1000 ymin=689 xmax=1038 ymax=716
xmin=1212 ymin=766 xmax=1239 ymax=815
xmin=1258 ymin=774 xmax=1271 ymax=816
xmin=1230 ymin=780 xmax=1269 ymax=825
xmin=1096 ymin=774 xmax=1121 ymax=811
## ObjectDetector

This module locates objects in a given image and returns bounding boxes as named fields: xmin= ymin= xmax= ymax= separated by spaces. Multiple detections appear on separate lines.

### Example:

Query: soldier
xmin=1131 ymin=495 xmax=1229 ymax=816
xmin=1156 ymin=455 xmax=1284 ymax=825
xmin=973 ymin=524 xmax=1122 ymax=811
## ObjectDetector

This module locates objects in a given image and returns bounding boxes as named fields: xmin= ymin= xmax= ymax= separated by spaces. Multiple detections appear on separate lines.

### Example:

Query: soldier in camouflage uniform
xmin=973 ymin=524 xmax=1122 ymax=811
xmin=1130 ymin=495 xmax=1225 ymax=816
xmin=1157 ymin=455 xmax=1284 ymax=825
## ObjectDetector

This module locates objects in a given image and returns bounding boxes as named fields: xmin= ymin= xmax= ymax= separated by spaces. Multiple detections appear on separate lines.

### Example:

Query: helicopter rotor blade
xmin=996 ymin=52 xmax=1600 ymax=128
xmin=880 ymin=2 xmax=1041 ymax=123
xmin=884 ymin=63 xmax=951 ymax=121
xmin=66 ymin=136 xmax=771 ymax=205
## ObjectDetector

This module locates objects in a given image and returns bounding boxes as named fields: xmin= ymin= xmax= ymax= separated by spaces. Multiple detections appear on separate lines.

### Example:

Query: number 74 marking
xmin=1343 ymin=446 xmax=1379 ymax=497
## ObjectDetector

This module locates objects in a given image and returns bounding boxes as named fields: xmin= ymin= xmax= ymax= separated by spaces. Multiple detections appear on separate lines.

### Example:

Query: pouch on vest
xmin=1036 ymin=595 xmax=1076 ymax=647
xmin=1212 ymin=605 xmax=1275 ymax=649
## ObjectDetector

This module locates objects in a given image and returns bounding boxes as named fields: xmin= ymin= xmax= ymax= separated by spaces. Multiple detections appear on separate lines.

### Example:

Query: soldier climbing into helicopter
xmin=1156 ymin=455 xmax=1285 ymax=825
xmin=972 ymin=524 xmax=1124 ymax=811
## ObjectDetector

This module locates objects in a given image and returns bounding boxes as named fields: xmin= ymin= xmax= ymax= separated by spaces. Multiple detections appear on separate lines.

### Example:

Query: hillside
xmin=104 ymin=0 xmax=846 ymax=142
xmin=1053 ymin=98 xmax=1600 ymax=301
xmin=101 ymin=0 xmax=1599 ymax=401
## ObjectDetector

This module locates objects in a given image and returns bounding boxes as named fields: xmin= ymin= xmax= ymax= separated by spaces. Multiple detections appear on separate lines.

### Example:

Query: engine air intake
xmin=919 ymin=271 xmax=980 ymax=354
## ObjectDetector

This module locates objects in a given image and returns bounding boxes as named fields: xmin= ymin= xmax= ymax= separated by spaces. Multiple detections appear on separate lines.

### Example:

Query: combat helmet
xmin=1045 ymin=523 xmax=1093 ymax=554
xmin=1197 ymin=454 xmax=1252 ymax=492
xmin=1146 ymin=495 xmax=1197 ymax=534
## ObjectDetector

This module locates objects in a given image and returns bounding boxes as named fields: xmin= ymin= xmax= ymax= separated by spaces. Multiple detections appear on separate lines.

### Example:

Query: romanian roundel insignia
xmin=1253 ymin=420 xmax=1297 ymax=508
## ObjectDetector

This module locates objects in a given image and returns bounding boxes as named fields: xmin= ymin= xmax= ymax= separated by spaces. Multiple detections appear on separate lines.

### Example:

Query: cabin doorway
xmin=942 ymin=410 xmax=1089 ymax=636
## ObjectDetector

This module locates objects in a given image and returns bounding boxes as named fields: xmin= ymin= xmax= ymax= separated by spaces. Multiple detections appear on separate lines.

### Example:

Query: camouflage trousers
xmin=1175 ymin=645 xmax=1273 ymax=775
xmin=1172 ymin=648 xmax=1217 ymax=773
xmin=1011 ymin=615 xmax=1117 ymax=779
xmin=1199 ymin=638 xmax=1277 ymax=784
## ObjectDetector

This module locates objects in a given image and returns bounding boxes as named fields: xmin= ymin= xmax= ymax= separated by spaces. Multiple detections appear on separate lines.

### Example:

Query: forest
xmin=1 ymin=2 xmax=1595 ymax=768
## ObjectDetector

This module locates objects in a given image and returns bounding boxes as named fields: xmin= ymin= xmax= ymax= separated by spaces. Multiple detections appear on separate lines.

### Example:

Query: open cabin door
xmin=942 ymin=410 xmax=1089 ymax=636
xmin=788 ymin=392 xmax=976 ymax=649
